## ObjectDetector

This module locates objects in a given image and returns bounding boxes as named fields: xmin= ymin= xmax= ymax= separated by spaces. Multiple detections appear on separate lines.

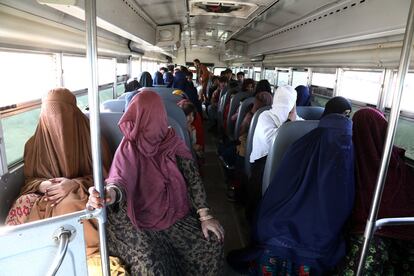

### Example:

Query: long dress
xmin=106 ymin=156 xmax=224 ymax=275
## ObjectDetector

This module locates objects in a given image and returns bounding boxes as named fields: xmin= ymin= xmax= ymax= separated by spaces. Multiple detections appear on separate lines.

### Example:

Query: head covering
xmin=321 ymin=96 xmax=351 ymax=117
xmin=153 ymin=71 xmax=164 ymax=85
xmin=351 ymin=108 xmax=414 ymax=240
xmin=249 ymin=114 xmax=354 ymax=272
xmin=250 ymin=86 xmax=297 ymax=162
xmin=173 ymin=71 xmax=202 ymax=113
xmin=22 ymin=88 xmax=112 ymax=256
xmin=295 ymin=85 xmax=311 ymax=106
xmin=240 ymin=92 xmax=273 ymax=136
xmin=254 ymin=80 xmax=271 ymax=95
xmin=106 ymin=90 xmax=192 ymax=230
xmin=164 ymin=71 xmax=174 ymax=87
xmin=139 ymin=71 xmax=153 ymax=87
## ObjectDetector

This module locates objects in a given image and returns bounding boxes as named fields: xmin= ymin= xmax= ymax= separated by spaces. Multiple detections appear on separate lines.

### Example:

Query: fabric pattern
xmin=106 ymin=157 xmax=223 ymax=275
xmin=249 ymin=252 xmax=311 ymax=276
xmin=5 ymin=193 xmax=40 ymax=225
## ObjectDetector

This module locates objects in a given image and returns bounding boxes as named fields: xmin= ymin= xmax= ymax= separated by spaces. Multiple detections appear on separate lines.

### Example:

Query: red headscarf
xmin=106 ymin=90 xmax=192 ymax=230
xmin=351 ymin=108 xmax=414 ymax=240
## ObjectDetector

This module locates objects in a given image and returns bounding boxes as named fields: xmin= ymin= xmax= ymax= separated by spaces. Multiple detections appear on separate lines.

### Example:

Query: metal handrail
xmin=46 ymin=229 xmax=72 ymax=276
xmin=375 ymin=217 xmax=414 ymax=229
xmin=356 ymin=0 xmax=414 ymax=275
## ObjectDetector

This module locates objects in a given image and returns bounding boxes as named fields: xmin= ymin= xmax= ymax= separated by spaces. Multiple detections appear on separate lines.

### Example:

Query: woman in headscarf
xmin=321 ymin=96 xmax=352 ymax=118
xmin=5 ymin=88 xmax=112 ymax=258
xmin=153 ymin=70 xmax=165 ymax=86
xmin=228 ymin=112 xmax=355 ymax=275
xmin=254 ymin=80 xmax=272 ymax=96
xmin=295 ymin=85 xmax=311 ymax=106
xmin=139 ymin=71 xmax=153 ymax=88
xmin=87 ymin=91 xmax=224 ymax=275
xmin=247 ymin=85 xmax=301 ymax=220
xmin=334 ymin=108 xmax=414 ymax=275
xmin=173 ymin=71 xmax=202 ymax=114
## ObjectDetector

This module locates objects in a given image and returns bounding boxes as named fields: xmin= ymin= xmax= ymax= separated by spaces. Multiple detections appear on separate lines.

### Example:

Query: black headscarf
xmin=139 ymin=71 xmax=153 ymax=87
xmin=321 ymin=96 xmax=352 ymax=118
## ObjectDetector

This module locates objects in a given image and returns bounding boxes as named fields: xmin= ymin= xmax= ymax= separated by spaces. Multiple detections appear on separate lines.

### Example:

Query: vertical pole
xmin=112 ymin=58 xmax=117 ymax=99
xmin=84 ymin=1 xmax=110 ymax=275
xmin=356 ymin=1 xmax=414 ymax=275
xmin=288 ymin=68 xmax=293 ymax=86
xmin=333 ymin=68 xmax=342 ymax=97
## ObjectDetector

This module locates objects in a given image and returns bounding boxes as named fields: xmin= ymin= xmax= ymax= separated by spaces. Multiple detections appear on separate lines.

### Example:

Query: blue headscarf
xmin=163 ymin=71 xmax=174 ymax=88
xmin=153 ymin=71 xmax=164 ymax=85
xmin=255 ymin=114 xmax=354 ymax=272
xmin=139 ymin=71 xmax=153 ymax=87
xmin=295 ymin=85 xmax=311 ymax=106
xmin=173 ymin=71 xmax=202 ymax=113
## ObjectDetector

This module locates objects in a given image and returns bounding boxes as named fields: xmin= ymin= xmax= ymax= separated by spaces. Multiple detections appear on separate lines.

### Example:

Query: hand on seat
xmin=201 ymin=219 xmax=225 ymax=243
xmin=86 ymin=186 xmax=116 ymax=210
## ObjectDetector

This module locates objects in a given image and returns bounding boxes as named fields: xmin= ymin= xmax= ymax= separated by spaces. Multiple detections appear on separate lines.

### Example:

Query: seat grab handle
xmin=46 ymin=227 xmax=73 ymax=276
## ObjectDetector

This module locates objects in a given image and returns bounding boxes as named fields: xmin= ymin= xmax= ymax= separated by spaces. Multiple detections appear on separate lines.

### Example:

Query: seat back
xmin=163 ymin=104 xmax=192 ymax=150
xmin=101 ymin=99 xmax=125 ymax=112
xmin=217 ymin=88 xmax=234 ymax=131
xmin=234 ymin=97 xmax=255 ymax=140
xmin=167 ymin=117 xmax=187 ymax=146
xmin=262 ymin=120 xmax=319 ymax=195
xmin=244 ymin=106 xmax=271 ymax=178
xmin=226 ymin=92 xmax=250 ymax=140
xmin=140 ymin=87 xmax=183 ymax=103
xmin=296 ymin=106 xmax=324 ymax=120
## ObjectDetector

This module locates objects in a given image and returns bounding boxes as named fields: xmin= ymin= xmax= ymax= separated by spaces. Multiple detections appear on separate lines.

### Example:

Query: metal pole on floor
xmin=85 ymin=0 xmax=110 ymax=275
xmin=356 ymin=1 xmax=414 ymax=275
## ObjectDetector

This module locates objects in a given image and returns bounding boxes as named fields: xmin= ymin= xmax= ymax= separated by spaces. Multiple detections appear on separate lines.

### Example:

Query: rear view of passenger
xmin=335 ymin=108 xmax=414 ymax=275
xmin=5 ymin=88 xmax=112 ymax=258
xmin=228 ymin=113 xmax=355 ymax=275
xmin=87 ymin=91 xmax=224 ymax=275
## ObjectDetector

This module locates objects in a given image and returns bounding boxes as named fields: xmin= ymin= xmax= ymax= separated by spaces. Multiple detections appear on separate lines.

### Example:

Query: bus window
xmin=98 ymin=58 xmax=116 ymax=85
xmin=386 ymin=72 xmax=414 ymax=113
xmin=338 ymin=70 xmax=382 ymax=105
xmin=131 ymin=58 xmax=141 ymax=79
xmin=63 ymin=55 xmax=89 ymax=91
xmin=0 ymin=51 xmax=57 ymax=106
xmin=264 ymin=68 xmax=276 ymax=86
xmin=291 ymin=70 xmax=308 ymax=88
xmin=312 ymin=72 xmax=336 ymax=88
xmin=213 ymin=67 xmax=226 ymax=76
xmin=277 ymin=71 xmax=290 ymax=86
xmin=117 ymin=62 xmax=128 ymax=76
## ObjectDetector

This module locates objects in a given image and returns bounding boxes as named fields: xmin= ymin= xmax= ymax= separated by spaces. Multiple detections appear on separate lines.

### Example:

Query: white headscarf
xmin=250 ymin=85 xmax=298 ymax=163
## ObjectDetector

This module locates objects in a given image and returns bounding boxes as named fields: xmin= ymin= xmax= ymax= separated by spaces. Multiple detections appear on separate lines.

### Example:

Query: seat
xmin=153 ymin=84 xmax=167 ymax=87
xmin=117 ymin=93 xmax=127 ymax=100
xmin=296 ymin=106 xmax=324 ymax=120
xmin=217 ymin=88 xmax=234 ymax=131
xmin=244 ymin=106 xmax=271 ymax=178
xmin=261 ymin=120 xmax=319 ymax=195
xmin=101 ymin=99 xmax=125 ymax=112
xmin=140 ymin=87 xmax=182 ymax=103
xmin=234 ymin=97 xmax=255 ymax=141
xmin=163 ymin=104 xmax=192 ymax=150
xmin=226 ymin=92 xmax=250 ymax=140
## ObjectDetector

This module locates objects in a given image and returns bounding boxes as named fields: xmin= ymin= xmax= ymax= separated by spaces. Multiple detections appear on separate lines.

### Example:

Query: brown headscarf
xmin=21 ymin=88 xmax=112 ymax=256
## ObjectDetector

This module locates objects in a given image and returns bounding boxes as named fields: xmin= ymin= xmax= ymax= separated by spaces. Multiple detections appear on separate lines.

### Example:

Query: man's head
xmin=193 ymin=59 xmax=201 ymax=67
xmin=236 ymin=71 xmax=245 ymax=82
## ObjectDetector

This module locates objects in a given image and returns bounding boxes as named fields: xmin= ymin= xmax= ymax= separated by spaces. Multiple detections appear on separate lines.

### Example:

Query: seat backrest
xmin=217 ymin=88 xmax=234 ymax=130
xmin=153 ymin=84 xmax=167 ymax=88
xmin=226 ymin=92 xmax=250 ymax=140
xmin=101 ymin=99 xmax=125 ymax=113
xmin=234 ymin=97 xmax=255 ymax=140
xmin=244 ymin=106 xmax=271 ymax=178
xmin=140 ymin=87 xmax=183 ymax=103
xmin=296 ymin=106 xmax=324 ymax=120
xmin=262 ymin=120 xmax=319 ymax=195
xmin=164 ymin=103 xmax=192 ymax=150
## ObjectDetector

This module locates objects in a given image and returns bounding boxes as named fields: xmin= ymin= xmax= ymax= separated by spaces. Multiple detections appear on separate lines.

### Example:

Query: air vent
xmin=189 ymin=1 xmax=258 ymax=19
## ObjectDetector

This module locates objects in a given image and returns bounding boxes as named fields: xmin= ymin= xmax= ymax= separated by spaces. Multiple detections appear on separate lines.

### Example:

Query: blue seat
xmin=226 ymin=92 xmax=250 ymax=140
xmin=101 ymin=99 xmax=125 ymax=112
xmin=140 ymin=87 xmax=183 ymax=103
xmin=163 ymin=103 xmax=192 ymax=151
xmin=234 ymin=97 xmax=255 ymax=141
xmin=261 ymin=120 xmax=319 ymax=195
xmin=244 ymin=106 xmax=271 ymax=178
xmin=217 ymin=88 xmax=234 ymax=131
xmin=296 ymin=106 xmax=325 ymax=120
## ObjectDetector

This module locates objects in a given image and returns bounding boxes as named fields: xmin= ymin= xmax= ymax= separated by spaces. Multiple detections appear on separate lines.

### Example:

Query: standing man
xmin=193 ymin=59 xmax=210 ymax=101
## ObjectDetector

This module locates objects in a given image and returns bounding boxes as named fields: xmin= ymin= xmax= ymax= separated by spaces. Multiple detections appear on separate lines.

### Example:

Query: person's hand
xmin=38 ymin=180 xmax=54 ymax=194
xmin=44 ymin=178 xmax=78 ymax=207
xmin=201 ymin=218 xmax=224 ymax=243
xmin=86 ymin=186 xmax=116 ymax=210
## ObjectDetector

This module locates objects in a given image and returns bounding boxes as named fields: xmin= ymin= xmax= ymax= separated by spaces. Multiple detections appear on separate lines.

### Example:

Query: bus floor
xmin=202 ymin=124 xmax=250 ymax=275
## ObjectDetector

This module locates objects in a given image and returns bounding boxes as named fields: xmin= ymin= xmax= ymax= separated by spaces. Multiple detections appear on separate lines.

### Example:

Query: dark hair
xmin=160 ymin=67 xmax=167 ymax=72
xmin=225 ymin=68 xmax=232 ymax=75
xmin=179 ymin=101 xmax=197 ymax=117
xmin=211 ymin=75 xmax=219 ymax=82
xmin=180 ymin=66 xmax=189 ymax=73
xmin=242 ymin=78 xmax=255 ymax=92
xmin=237 ymin=71 xmax=245 ymax=77
xmin=229 ymin=80 xmax=239 ymax=89
xmin=125 ymin=79 xmax=140 ymax=92
xmin=186 ymin=71 xmax=193 ymax=78
xmin=193 ymin=59 xmax=200 ymax=63
xmin=167 ymin=65 xmax=174 ymax=71
xmin=255 ymin=79 xmax=271 ymax=95
xmin=219 ymin=76 xmax=228 ymax=83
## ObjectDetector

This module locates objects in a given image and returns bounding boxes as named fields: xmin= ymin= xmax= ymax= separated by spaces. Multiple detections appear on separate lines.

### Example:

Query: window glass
xmin=98 ymin=58 xmax=115 ymax=85
xmin=116 ymin=83 xmax=125 ymax=97
xmin=117 ymin=62 xmax=128 ymax=76
xmin=277 ymin=71 xmax=289 ymax=86
xmin=99 ymin=87 xmax=113 ymax=104
xmin=63 ymin=55 xmax=88 ymax=91
xmin=142 ymin=60 xmax=158 ymax=75
xmin=0 ymin=51 xmax=57 ymax=106
xmin=312 ymin=72 xmax=336 ymax=88
xmin=264 ymin=69 xmax=276 ymax=86
xmin=395 ymin=117 xmax=414 ymax=159
xmin=1 ymin=108 xmax=41 ymax=165
xmin=386 ymin=72 xmax=414 ymax=113
xmin=254 ymin=72 xmax=261 ymax=82
xmin=291 ymin=71 xmax=308 ymax=88
xmin=213 ymin=67 xmax=226 ymax=76
xmin=131 ymin=58 xmax=141 ymax=79
xmin=339 ymin=71 xmax=382 ymax=105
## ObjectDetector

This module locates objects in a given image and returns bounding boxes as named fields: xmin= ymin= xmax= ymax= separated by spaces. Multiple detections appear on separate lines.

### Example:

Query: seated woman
xmin=254 ymin=79 xmax=272 ymax=96
xmin=125 ymin=71 xmax=153 ymax=109
xmin=5 ymin=88 xmax=112 ymax=259
xmin=242 ymin=78 xmax=256 ymax=95
xmin=334 ymin=108 xmax=414 ymax=275
xmin=247 ymin=85 xmax=301 ymax=218
xmin=153 ymin=69 xmax=165 ymax=86
xmin=295 ymin=85 xmax=311 ymax=106
xmin=228 ymin=112 xmax=355 ymax=275
xmin=87 ymin=91 xmax=224 ymax=275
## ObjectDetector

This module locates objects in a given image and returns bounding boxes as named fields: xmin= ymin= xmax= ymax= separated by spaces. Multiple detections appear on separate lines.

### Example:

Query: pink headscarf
xmin=106 ymin=90 xmax=192 ymax=230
